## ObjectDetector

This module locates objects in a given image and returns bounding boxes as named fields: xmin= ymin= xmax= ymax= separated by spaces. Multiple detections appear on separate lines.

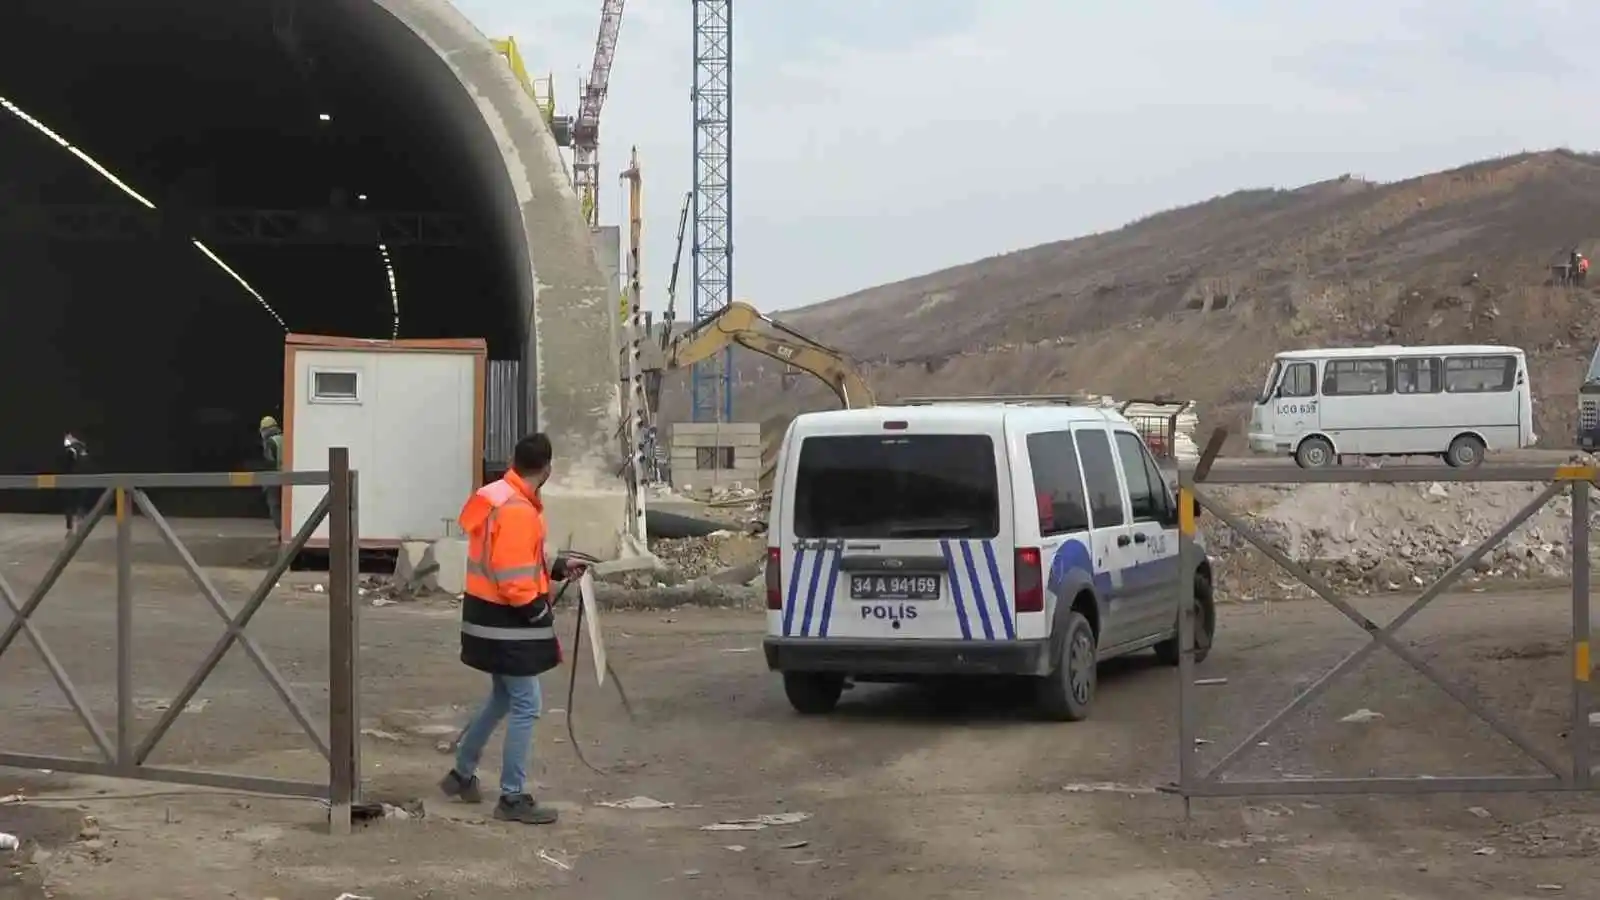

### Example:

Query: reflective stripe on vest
xmin=467 ymin=486 xmax=547 ymax=590
xmin=461 ymin=622 xmax=557 ymax=641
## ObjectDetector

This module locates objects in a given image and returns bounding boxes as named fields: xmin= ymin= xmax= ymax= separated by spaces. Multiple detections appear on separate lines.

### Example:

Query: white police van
xmin=762 ymin=396 xmax=1215 ymax=720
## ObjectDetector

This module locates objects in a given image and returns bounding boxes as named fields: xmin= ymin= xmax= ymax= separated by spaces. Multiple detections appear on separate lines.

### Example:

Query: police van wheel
xmin=1156 ymin=571 xmax=1215 ymax=666
xmin=1036 ymin=611 xmax=1097 ymax=722
xmin=783 ymin=672 xmax=844 ymax=715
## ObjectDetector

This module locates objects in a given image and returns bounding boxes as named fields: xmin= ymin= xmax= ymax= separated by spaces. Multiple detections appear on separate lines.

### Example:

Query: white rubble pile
xmin=1206 ymin=479 xmax=1596 ymax=597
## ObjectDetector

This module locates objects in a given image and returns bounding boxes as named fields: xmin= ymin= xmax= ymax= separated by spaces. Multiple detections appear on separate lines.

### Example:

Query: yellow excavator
xmin=641 ymin=301 xmax=876 ymax=483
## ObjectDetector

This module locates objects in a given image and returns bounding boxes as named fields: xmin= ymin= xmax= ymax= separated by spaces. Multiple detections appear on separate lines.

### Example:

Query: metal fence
xmin=1173 ymin=461 xmax=1595 ymax=809
xmin=0 ymin=448 xmax=363 ymax=834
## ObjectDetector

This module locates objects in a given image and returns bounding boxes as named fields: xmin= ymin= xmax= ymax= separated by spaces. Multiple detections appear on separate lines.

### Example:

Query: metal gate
xmin=0 ymin=448 xmax=364 ymax=833
xmin=1174 ymin=460 xmax=1595 ymax=805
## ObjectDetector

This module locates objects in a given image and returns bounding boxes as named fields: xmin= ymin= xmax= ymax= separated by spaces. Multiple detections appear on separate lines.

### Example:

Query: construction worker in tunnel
xmin=1579 ymin=252 xmax=1590 ymax=286
xmin=439 ymin=432 xmax=587 ymax=825
xmin=259 ymin=416 xmax=284 ymax=532
xmin=60 ymin=432 xmax=90 ymax=534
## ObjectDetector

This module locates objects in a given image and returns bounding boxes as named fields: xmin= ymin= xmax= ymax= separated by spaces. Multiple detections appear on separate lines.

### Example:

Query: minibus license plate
xmin=850 ymin=574 xmax=940 ymax=601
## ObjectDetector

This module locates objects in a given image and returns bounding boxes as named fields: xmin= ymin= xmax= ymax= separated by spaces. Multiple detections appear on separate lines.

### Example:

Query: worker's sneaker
xmin=494 ymin=794 xmax=559 ymax=825
xmin=438 ymin=769 xmax=484 ymax=804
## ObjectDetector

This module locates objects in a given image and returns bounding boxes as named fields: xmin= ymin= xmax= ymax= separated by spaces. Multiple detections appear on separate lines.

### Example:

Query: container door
xmin=777 ymin=426 xmax=1013 ymax=642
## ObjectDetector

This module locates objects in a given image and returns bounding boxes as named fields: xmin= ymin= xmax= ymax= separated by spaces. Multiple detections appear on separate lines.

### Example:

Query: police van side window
xmin=1139 ymin=441 xmax=1176 ymax=522
xmin=1025 ymin=431 xmax=1090 ymax=536
xmin=1073 ymin=428 xmax=1126 ymax=528
xmin=1113 ymin=431 xmax=1161 ymax=521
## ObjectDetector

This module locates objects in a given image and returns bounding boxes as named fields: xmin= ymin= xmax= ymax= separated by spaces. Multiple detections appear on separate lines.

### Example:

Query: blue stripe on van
xmin=980 ymin=541 xmax=1016 ymax=639
xmin=782 ymin=546 xmax=807 ymax=637
xmin=816 ymin=547 xmax=843 ymax=637
xmin=799 ymin=544 xmax=828 ymax=637
xmin=957 ymin=540 xmax=995 ymax=640
xmin=938 ymin=540 xmax=974 ymax=640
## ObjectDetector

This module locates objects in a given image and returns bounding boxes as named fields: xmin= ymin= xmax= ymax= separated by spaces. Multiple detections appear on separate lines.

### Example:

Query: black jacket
xmin=459 ymin=556 xmax=574 ymax=677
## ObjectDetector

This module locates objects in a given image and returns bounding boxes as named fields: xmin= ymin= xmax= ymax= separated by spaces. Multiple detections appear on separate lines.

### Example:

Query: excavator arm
xmin=656 ymin=301 xmax=876 ymax=408
xmin=645 ymin=301 xmax=875 ymax=487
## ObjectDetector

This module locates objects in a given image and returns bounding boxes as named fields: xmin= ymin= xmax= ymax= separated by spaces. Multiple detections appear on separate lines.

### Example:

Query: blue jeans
xmin=454 ymin=674 xmax=542 ymax=797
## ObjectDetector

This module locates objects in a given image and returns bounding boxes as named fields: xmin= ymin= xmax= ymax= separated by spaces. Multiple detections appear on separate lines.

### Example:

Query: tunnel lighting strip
xmin=0 ymin=93 xmax=287 ymax=331
xmin=378 ymin=242 xmax=400 ymax=340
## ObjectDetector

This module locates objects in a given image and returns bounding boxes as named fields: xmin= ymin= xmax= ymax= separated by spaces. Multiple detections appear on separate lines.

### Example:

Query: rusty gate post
xmin=327 ymin=448 xmax=356 ymax=835
xmin=1572 ymin=480 xmax=1592 ymax=787
xmin=115 ymin=485 xmax=134 ymax=773
xmin=1176 ymin=470 xmax=1197 ymax=819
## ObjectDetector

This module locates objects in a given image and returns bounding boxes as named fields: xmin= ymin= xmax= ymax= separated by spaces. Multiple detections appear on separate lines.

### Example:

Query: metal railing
xmin=1172 ymin=458 xmax=1596 ymax=810
xmin=0 ymin=448 xmax=363 ymax=834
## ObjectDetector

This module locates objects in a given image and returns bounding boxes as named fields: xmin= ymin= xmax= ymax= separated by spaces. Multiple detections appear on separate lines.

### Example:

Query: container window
xmin=310 ymin=369 xmax=362 ymax=403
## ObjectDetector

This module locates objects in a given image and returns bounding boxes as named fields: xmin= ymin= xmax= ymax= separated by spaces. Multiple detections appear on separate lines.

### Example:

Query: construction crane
xmin=574 ymin=0 xmax=627 ymax=228
xmin=690 ymin=0 xmax=734 ymax=422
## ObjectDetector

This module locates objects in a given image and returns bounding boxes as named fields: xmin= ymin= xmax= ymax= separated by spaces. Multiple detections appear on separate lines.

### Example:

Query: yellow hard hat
xmin=260 ymin=416 xmax=278 ymax=429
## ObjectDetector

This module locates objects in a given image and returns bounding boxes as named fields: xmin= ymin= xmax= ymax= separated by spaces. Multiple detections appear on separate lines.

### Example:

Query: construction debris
xmin=1205 ymin=477 xmax=1596 ymax=598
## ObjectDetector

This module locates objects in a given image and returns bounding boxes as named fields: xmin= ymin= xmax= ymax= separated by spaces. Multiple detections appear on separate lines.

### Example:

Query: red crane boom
xmin=573 ymin=0 xmax=626 ymax=228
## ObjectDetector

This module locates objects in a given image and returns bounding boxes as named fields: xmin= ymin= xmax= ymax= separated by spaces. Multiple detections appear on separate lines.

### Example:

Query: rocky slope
xmin=658 ymin=149 xmax=1600 ymax=448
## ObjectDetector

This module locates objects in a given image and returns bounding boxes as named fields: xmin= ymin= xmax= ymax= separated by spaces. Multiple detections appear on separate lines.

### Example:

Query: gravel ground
xmin=1 ymin=512 xmax=1598 ymax=899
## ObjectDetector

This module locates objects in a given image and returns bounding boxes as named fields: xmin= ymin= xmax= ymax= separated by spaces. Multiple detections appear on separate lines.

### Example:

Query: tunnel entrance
xmin=0 ymin=0 xmax=526 ymax=516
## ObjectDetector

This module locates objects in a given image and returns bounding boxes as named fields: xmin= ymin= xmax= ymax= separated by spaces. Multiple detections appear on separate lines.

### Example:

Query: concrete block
xmin=670 ymin=430 xmax=763 ymax=449
xmin=432 ymin=537 xmax=468 ymax=594
xmin=542 ymin=487 xmax=630 ymax=560
xmin=394 ymin=537 xmax=468 ymax=595
xmin=672 ymin=422 xmax=761 ymax=435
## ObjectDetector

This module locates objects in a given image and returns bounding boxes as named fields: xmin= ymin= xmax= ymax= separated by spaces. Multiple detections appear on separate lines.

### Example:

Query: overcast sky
xmin=450 ymin=0 xmax=1600 ymax=313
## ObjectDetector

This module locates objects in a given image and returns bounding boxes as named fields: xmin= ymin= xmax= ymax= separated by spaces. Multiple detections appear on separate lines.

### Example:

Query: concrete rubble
xmin=1204 ymin=470 xmax=1598 ymax=599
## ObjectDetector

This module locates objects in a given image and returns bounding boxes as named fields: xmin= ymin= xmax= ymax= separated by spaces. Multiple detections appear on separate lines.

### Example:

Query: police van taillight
xmin=1015 ymin=547 xmax=1044 ymax=613
xmin=765 ymin=547 xmax=782 ymax=610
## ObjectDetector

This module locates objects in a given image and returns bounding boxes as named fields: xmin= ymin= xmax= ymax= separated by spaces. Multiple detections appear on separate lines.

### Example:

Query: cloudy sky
xmin=451 ymin=0 xmax=1600 ymax=313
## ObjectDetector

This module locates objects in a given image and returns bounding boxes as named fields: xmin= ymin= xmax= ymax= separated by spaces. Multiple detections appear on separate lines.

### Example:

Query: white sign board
xmin=578 ymin=571 xmax=606 ymax=686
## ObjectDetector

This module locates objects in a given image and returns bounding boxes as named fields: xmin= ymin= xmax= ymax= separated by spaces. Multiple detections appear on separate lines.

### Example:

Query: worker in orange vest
xmin=438 ymin=433 xmax=586 ymax=825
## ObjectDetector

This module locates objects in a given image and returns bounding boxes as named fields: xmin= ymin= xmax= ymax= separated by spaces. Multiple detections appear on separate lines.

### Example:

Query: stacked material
xmin=1080 ymin=395 xmax=1201 ymax=462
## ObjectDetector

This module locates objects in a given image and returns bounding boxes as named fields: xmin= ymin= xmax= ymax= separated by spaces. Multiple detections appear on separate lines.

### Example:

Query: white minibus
xmin=1247 ymin=344 xmax=1535 ymax=468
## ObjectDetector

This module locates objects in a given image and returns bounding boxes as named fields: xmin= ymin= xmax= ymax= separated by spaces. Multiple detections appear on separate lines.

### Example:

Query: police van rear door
xmin=775 ymin=412 xmax=1015 ymax=642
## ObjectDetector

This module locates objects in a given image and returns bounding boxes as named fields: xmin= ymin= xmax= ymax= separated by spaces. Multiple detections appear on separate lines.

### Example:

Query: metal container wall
xmin=485 ymin=359 xmax=521 ymax=469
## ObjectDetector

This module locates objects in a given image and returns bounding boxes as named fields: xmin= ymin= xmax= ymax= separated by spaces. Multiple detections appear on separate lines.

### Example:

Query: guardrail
xmin=1170 ymin=459 xmax=1596 ymax=812
xmin=0 ymin=448 xmax=363 ymax=833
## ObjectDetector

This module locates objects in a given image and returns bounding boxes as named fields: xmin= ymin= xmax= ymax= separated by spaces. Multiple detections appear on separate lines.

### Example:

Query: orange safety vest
xmin=462 ymin=476 xmax=551 ymax=604
xmin=458 ymin=473 xmax=561 ymax=676
xmin=1581 ymin=258 xmax=1590 ymax=274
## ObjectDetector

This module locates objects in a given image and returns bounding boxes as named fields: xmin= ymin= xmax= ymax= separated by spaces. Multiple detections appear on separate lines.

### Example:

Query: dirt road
xmin=2 ymin=515 xmax=1597 ymax=899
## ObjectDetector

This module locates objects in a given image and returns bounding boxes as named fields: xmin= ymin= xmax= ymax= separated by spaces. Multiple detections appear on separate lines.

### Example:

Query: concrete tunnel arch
xmin=0 ymin=0 xmax=625 ymax=553
xmin=365 ymin=0 xmax=621 ymax=476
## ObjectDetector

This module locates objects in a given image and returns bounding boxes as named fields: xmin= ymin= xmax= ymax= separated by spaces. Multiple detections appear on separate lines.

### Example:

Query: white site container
xmin=281 ymin=334 xmax=487 ymax=548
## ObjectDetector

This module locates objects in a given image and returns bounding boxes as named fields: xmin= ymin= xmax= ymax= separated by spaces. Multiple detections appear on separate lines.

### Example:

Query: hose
xmin=556 ymin=550 xmax=637 ymax=776
xmin=446 ymin=552 xmax=636 ymax=777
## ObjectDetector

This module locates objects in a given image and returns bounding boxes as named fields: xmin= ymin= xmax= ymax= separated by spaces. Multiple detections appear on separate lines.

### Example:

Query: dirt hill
xmin=657 ymin=149 xmax=1600 ymax=450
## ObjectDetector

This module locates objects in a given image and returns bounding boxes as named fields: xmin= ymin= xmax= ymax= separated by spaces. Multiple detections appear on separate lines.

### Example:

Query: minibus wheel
xmin=1295 ymin=436 xmax=1335 ymax=468
xmin=1445 ymin=434 xmax=1485 ymax=468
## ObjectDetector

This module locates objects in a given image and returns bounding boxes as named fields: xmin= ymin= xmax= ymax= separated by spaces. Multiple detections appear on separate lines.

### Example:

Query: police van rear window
xmin=792 ymin=434 xmax=999 ymax=539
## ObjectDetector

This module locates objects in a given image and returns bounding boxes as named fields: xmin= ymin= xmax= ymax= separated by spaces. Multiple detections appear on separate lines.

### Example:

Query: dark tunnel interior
xmin=0 ymin=0 xmax=525 ymax=516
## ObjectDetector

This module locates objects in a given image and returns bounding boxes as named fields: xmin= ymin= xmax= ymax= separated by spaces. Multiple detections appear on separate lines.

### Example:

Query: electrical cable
xmin=555 ymin=550 xmax=637 ymax=776
xmin=444 ymin=552 xmax=636 ymax=775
